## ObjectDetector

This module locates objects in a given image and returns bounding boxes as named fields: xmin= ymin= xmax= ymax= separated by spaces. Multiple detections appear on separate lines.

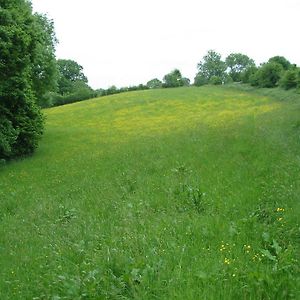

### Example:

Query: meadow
xmin=0 ymin=86 xmax=299 ymax=299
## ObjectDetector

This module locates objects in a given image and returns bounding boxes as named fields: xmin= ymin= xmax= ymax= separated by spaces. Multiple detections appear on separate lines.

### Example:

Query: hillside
xmin=0 ymin=86 xmax=299 ymax=299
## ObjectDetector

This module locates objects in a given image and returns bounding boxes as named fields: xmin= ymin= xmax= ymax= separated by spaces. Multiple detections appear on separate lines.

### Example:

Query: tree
xmin=194 ymin=73 xmax=208 ymax=86
xmin=268 ymin=56 xmax=292 ymax=71
xmin=253 ymin=62 xmax=284 ymax=88
xmin=209 ymin=76 xmax=222 ymax=85
xmin=147 ymin=78 xmax=162 ymax=89
xmin=279 ymin=68 xmax=300 ymax=90
xmin=196 ymin=50 xmax=226 ymax=83
xmin=182 ymin=77 xmax=191 ymax=86
xmin=163 ymin=69 xmax=185 ymax=88
xmin=31 ymin=13 xmax=58 ymax=106
xmin=57 ymin=59 xmax=88 ymax=95
xmin=0 ymin=0 xmax=46 ymax=159
xmin=225 ymin=53 xmax=255 ymax=82
xmin=240 ymin=66 xmax=258 ymax=83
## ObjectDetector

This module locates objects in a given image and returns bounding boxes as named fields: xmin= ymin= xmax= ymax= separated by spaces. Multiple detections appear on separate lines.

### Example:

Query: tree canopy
xmin=195 ymin=50 xmax=226 ymax=85
xmin=57 ymin=59 xmax=89 ymax=95
xmin=31 ymin=13 xmax=58 ymax=106
xmin=0 ymin=0 xmax=46 ymax=159
xmin=268 ymin=56 xmax=292 ymax=71
xmin=163 ymin=69 xmax=185 ymax=88
xmin=225 ymin=53 xmax=255 ymax=82
xmin=147 ymin=78 xmax=162 ymax=89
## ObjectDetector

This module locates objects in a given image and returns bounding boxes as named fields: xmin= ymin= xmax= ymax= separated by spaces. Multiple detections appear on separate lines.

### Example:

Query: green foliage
xmin=57 ymin=59 xmax=88 ymax=85
xmin=209 ymin=75 xmax=222 ymax=85
xmin=241 ymin=66 xmax=258 ymax=83
xmin=147 ymin=78 xmax=162 ymax=89
xmin=37 ymin=59 xmax=97 ymax=107
xmin=194 ymin=73 xmax=209 ymax=86
xmin=57 ymin=59 xmax=88 ymax=95
xmin=95 ymin=84 xmax=149 ymax=98
xmin=0 ymin=108 xmax=17 ymax=157
xmin=0 ymin=0 xmax=44 ymax=159
xmin=279 ymin=68 xmax=300 ymax=90
xmin=106 ymin=85 xmax=118 ymax=95
xmin=225 ymin=53 xmax=255 ymax=82
xmin=196 ymin=50 xmax=226 ymax=83
xmin=252 ymin=62 xmax=284 ymax=88
xmin=268 ymin=56 xmax=292 ymax=71
xmin=163 ymin=69 xmax=185 ymax=88
xmin=31 ymin=13 xmax=58 ymax=106
xmin=182 ymin=77 xmax=191 ymax=86
xmin=249 ymin=70 xmax=260 ymax=86
xmin=49 ymin=81 xmax=97 ymax=107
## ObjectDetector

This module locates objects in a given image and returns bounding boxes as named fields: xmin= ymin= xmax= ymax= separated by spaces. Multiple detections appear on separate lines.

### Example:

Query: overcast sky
xmin=31 ymin=0 xmax=300 ymax=89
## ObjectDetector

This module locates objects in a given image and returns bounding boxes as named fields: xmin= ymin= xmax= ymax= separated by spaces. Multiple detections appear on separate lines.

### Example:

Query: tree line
xmin=92 ymin=51 xmax=300 ymax=97
xmin=1 ymin=0 xmax=299 ymax=160
xmin=193 ymin=50 xmax=300 ymax=90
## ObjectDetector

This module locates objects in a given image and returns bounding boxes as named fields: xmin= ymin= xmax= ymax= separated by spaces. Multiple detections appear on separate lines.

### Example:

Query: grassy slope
xmin=0 ymin=86 xmax=299 ymax=299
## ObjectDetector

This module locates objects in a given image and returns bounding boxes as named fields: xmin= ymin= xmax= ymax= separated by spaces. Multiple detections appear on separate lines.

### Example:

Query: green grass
xmin=0 ymin=86 xmax=299 ymax=299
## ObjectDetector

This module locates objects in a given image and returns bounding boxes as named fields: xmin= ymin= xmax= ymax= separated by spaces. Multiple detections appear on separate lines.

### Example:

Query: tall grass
xmin=0 ymin=86 xmax=299 ymax=299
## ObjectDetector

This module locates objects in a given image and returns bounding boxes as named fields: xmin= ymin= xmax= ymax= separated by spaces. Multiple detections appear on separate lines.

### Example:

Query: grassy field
xmin=0 ymin=86 xmax=299 ymax=299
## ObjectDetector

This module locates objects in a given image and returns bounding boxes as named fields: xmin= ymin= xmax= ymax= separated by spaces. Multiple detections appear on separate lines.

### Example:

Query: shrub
xmin=0 ymin=110 xmax=17 ymax=158
xmin=209 ymin=75 xmax=222 ymax=85
xmin=268 ymin=56 xmax=292 ymax=71
xmin=280 ymin=68 xmax=300 ymax=90
xmin=241 ymin=66 xmax=258 ymax=83
xmin=249 ymin=71 xmax=260 ymax=87
xmin=194 ymin=74 xmax=208 ymax=86
xmin=255 ymin=62 xmax=284 ymax=88
xmin=163 ymin=69 xmax=185 ymax=88
xmin=147 ymin=78 xmax=162 ymax=89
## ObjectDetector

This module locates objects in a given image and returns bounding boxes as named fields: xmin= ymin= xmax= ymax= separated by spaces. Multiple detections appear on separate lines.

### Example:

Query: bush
xmin=223 ymin=74 xmax=234 ymax=84
xmin=163 ymin=69 xmax=185 ymax=88
xmin=0 ymin=94 xmax=44 ymax=159
xmin=249 ymin=71 xmax=260 ymax=87
xmin=0 ymin=111 xmax=17 ymax=158
xmin=209 ymin=76 xmax=222 ymax=85
xmin=280 ymin=68 xmax=300 ymax=90
xmin=194 ymin=74 xmax=208 ymax=86
xmin=241 ymin=66 xmax=258 ymax=83
xmin=147 ymin=78 xmax=162 ymax=89
xmin=255 ymin=62 xmax=284 ymax=88
xmin=268 ymin=56 xmax=292 ymax=71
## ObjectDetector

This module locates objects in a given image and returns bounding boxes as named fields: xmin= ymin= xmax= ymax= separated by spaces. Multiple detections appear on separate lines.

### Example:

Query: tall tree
xmin=225 ymin=53 xmax=255 ymax=82
xmin=0 ymin=0 xmax=55 ymax=159
xmin=57 ymin=59 xmax=88 ymax=95
xmin=31 ymin=13 xmax=59 ymax=106
xmin=195 ymin=50 xmax=226 ymax=84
